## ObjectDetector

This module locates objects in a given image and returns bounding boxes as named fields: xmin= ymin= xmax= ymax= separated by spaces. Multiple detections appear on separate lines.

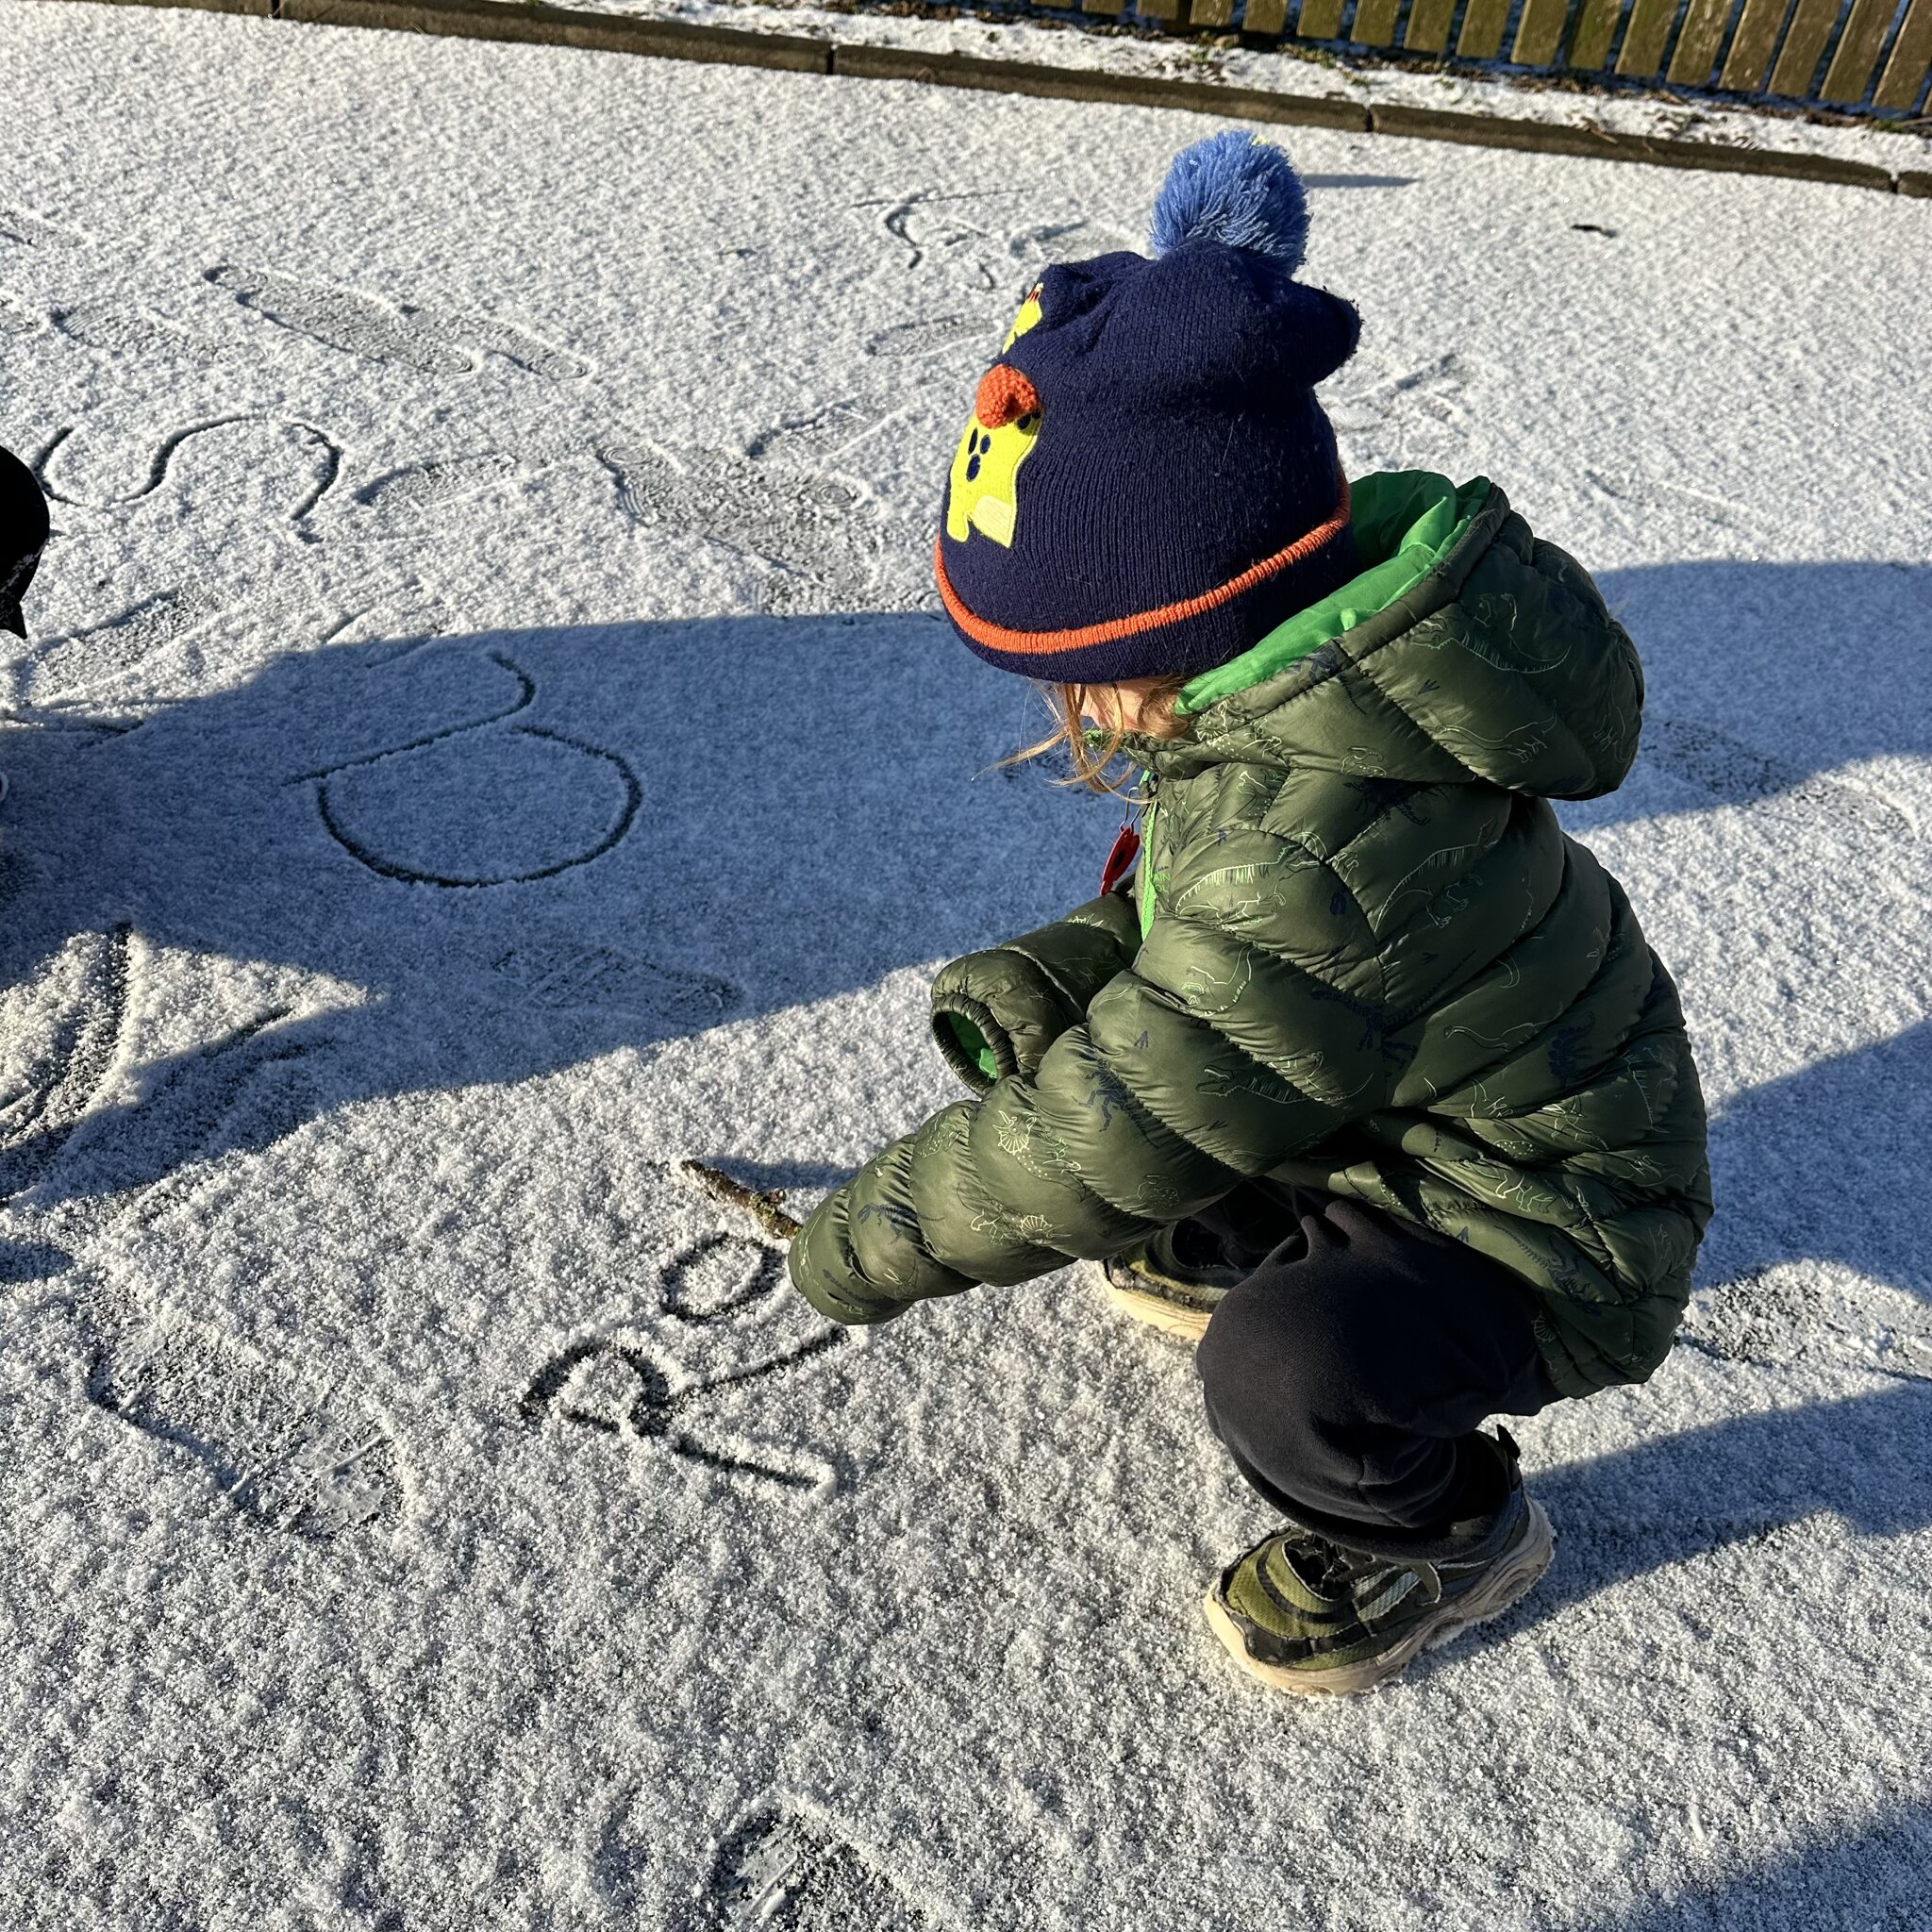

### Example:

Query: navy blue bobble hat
xmin=0 ymin=446 xmax=50 ymax=640
xmin=936 ymin=133 xmax=1360 ymax=686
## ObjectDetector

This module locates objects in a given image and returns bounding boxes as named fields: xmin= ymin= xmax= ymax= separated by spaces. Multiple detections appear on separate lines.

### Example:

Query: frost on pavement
xmin=1 ymin=3 xmax=1929 ymax=1927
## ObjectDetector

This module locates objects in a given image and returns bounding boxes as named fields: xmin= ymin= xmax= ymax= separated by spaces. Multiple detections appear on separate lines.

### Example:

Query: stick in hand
xmin=679 ymin=1158 xmax=803 ymax=1244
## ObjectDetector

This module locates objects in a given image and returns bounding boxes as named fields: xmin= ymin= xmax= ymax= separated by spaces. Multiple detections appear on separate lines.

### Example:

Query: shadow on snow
xmin=0 ymin=573 xmax=1926 ymax=1767
xmin=0 ymin=560 xmax=1925 ymax=1321
xmin=0 ymin=611 xmax=1115 ymax=1230
xmin=1582 ymin=1794 xmax=1932 ymax=1930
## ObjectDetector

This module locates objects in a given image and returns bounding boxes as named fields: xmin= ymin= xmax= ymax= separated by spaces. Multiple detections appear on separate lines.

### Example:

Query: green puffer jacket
xmin=791 ymin=472 xmax=1712 ymax=1397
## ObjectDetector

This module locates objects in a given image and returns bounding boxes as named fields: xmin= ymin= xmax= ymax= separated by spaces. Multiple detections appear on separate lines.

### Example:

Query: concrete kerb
xmin=63 ymin=0 xmax=273 ymax=14
xmin=1366 ymin=101 xmax=1904 ymax=188
xmin=31 ymin=0 xmax=1932 ymax=194
xmin=829 ymin=41 xmax=1371 ymax=127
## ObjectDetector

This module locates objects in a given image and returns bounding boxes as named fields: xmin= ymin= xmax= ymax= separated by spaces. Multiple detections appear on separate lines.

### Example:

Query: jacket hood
xmin=1133 ymin=472 xmax=1644 ymax=802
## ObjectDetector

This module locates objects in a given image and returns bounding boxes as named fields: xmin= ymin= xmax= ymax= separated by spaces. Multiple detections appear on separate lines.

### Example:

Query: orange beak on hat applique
xmin=946 ymin=361 xmax=1042 ymax=549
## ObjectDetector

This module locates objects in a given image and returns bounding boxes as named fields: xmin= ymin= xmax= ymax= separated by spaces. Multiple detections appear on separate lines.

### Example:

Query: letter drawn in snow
xmin=522 ymin=1233 xmax=850 ymax=1496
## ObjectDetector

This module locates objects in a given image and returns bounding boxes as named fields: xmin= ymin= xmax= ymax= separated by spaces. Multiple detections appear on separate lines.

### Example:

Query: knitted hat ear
xmin=1032 ymin=253 xmax=1141 ymax=338
xmin=1143 ymin=135 xmax=1359 ymax=391
xmin=1085 ymin=245 xmax=1357 ymax=404
xmin=1273 ymin=281 xmax=1361 ymax=389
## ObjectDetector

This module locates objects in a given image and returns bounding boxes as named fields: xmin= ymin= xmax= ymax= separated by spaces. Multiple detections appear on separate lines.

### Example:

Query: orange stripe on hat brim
xmin=935 ymin=475 xmax=1352 ymax=659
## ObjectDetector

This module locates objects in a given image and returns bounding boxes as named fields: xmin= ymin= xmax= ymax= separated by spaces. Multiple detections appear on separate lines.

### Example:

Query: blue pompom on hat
xmin=936 ymin=133 xmax=1359 ymax=687
xmin=1148 ymin=127 xmax=1313 ymax=260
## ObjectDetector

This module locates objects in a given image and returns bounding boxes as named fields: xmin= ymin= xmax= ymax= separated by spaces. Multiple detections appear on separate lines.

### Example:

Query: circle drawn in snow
xmin=660 ymin=1234 xmax=786 ymax=1324
xmin=318 ymin=725 xmax=641 ymax=887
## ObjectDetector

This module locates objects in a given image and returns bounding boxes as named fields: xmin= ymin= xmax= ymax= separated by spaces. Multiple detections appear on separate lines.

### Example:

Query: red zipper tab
xmin=1100 ymin=822 xmax=1141 ymax=896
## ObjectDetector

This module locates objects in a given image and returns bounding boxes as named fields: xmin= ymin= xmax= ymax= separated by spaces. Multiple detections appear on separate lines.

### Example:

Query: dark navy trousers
xmin=1191 ymin=1183 xmax=1561 ymax=1544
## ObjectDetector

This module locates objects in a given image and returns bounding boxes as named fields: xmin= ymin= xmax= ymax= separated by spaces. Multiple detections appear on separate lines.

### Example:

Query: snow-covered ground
xmin=2 ymin=2 xmax=1929 ymax=1924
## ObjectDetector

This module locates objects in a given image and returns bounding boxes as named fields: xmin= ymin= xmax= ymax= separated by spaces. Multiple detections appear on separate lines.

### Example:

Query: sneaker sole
xmin=1201 ymin=1500 xmax=1556 ymax=1698
xmin=1105 ymin=1267 xmax=1221 ymax=1344
xmin=1102 ymin=1279 xmax=1218 ymax=1345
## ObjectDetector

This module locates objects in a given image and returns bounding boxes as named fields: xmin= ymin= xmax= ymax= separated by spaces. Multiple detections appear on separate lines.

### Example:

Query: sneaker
xmin=1203 ymin=1431 xmax=1555 ymax=1696
xmin=1099 ymin=1221 xmax=1247 ymax=1343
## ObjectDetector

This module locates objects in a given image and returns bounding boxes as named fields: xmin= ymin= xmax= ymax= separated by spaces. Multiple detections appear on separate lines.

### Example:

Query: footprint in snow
xmin=84 ymin=1302 xmax=402 ymax=1541
xmin=745 ymin=401 xmax=897 ymax=464
xmin=53 ymin=301 xmax=231 ymax=365
xmin=205 ymin=263 xmax=590 ymax=380
xmin=0 ymin=204 xmax=85 ymax=250
xmin=691 ymin=1798 xmax=952 ymax=1932
xmin=22 ymin=585 xmax=226 ymax=704
xmin=346 ymin=451 xmax=525 ymax=532
xmin=0 ymin=926 xmax=133 ymax=1204
xmin=593 ymin=436 xmax=904 ymax=613
xmin=483 ymin=941 xmax=740 ymax=1026
xmin=1681 ymin=1265 xmax=1932 ymax=1384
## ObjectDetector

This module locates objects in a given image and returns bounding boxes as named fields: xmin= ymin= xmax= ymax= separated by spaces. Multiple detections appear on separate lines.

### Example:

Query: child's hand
xmin=786 ymin=1185 xmax=916 ymax=1326
xmin=785 ymin=1113 xmax=991 ymax=1325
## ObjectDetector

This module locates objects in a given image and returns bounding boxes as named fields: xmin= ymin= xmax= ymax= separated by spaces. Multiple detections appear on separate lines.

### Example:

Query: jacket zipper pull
xmin=1100 ymin=820 xmax=1141 ymax=896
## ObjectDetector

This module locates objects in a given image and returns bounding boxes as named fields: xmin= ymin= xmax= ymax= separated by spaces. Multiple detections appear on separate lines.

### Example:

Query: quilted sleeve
xmin=928 ymin=890 xmax=1141 ymax=1093
xmin=788 ymin=840 xmax=1413 ymax=1324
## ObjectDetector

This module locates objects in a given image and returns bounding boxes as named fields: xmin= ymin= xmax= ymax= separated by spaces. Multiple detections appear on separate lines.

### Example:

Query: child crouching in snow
xmin=788 ymin=135 xmax=1711 ymax=1696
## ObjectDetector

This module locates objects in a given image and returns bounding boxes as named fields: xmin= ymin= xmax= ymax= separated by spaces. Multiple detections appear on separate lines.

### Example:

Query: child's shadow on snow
xmin=1699 ymin=1019 xmax=1932 ymax=1307
xmin=0 ymin=611 xmax=1118 ymax=1219
xmin=1576 ymin=1791 xmax=1932 ymax=1929
xmin=3 ymin=582 xmax=1930 ymax=1676
xmin=1443 ymin=1375 xmax=1932 ymax=1674
xmin=1437 ymin=1024 xmax=1932 ymax=1655
xmin=0 ymin=559 xmax=1927 ymax=1331
xmin=1440 ymin=1038 xmax=1932 ymax=1662
xmin=1578 ymin=558 xmax=1930 ymax=834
